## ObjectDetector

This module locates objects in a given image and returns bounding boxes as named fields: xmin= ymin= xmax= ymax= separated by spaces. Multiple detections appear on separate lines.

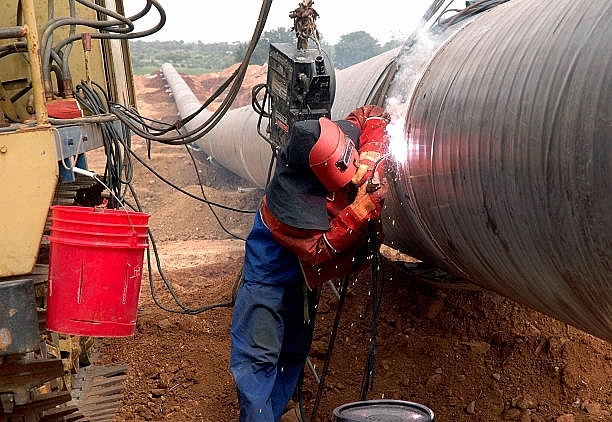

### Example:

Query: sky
xmin=124 ymin=0 xmax=434 ymax=45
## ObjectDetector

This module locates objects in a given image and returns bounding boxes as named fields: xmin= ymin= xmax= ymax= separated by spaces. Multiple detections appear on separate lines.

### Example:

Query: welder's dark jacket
xmin=259 ymin=119 xmax=383 ymax=290
xmin=260 ymin=191 xmax=378 ymax=289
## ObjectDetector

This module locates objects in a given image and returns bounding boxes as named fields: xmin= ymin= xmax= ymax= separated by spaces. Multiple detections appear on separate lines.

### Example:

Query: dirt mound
xmin=98 ymin=68 xmax=612 ymax=422
xmin=193 ymin=63 xmax=269 ymax=110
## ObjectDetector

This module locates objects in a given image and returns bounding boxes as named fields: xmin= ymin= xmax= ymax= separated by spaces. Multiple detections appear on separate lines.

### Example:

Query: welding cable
xmin=251 ymin=80 xmax=277 ymax=190
xmin=108 ymin=103 xmax=177 ymax=137
xmin=74 ymin=0 xmax=146 ymax=27
xmin=40 ymin=9 xmax=133 ymax=91
xmin=109 ymin=106 xmax=173 ymax=160
xmin=154 ymin=64 xmax=240 ymax=136
xmin=251 ymin=83 xmax=270 ymax=119
xmin=249 ymin=82 xmax=278 ymax=198
xmin=307 ymin=276 xmax=351 ymax=422
xmin=121 ymin=183 xmax=242 ymax=314
xmin=74 ymin=82 xmax=131 ymax=206
xmin=147 ymin=223 xmax=244 ymax=315
xmin=0 ymin=42 xmax=27 ymax=59
xmin=109 ymin=62 xmax=236 ymax=142
xmin=52 ymin=0 xmax=166 ymax=51
xmin=250 ymin=81 xmax=282 ymax=188
xmin=251 ymin=83 xmax=274 ymax=146
xmin=109 ymin=0 xmax=273 ymax=145
xmin=41 ymin=0 xmax=166 ymax=95
xmin=438 ymin=0 xmax=509 ymax=28
xmin=116 ymin=59 xmax=244 ymax=139
xmin=74 ymin=81 xmax=134 ymax=207
xmin=50 ymin=64 xmax=66 ymax=97
xmin=49 ymin=9 xmax=166 ymax=87
xmin=48 ymin=114 xmax=121 ymax=125
xmin=184 ymin=144 xmax=248 ymax=241
xmin=58 ymin=0 xmax=77 ymax=88
xmin=422 ymin=0 xmax=452 ymax=22
xmin=146 ymin=226 xmax=238 ymax=314
xmin=110 ymin=62 xmax=238 ymax=142
xmin=147 ymin=213 xmax=244 ymax=315
xmin=264 ymin=147 xmax=277 ymax=188
xmin=359 ymin=220 xmax=386 ymax=400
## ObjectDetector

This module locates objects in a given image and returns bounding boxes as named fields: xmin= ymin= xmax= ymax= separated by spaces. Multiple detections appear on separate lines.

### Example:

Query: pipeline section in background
xmin=161 ymin=0 xmax=612 ymax=342
xmin=161 ymin=47 xmax=400 ymax=188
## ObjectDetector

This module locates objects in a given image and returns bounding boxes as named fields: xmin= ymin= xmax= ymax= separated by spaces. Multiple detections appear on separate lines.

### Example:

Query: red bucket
xmin=46 ymin=205 xmax=150 ymax=337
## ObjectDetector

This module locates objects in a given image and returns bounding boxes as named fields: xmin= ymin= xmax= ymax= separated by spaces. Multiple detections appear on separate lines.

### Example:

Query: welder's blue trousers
xmin=230 ymin=280 xmax=315 ymax=421
xmin=230 ymin=210 xmax=316 ymax=422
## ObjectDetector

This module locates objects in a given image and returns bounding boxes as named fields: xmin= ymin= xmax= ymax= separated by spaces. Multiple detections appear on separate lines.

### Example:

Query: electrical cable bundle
xmin=110 ymin=0 xmax=274 ymax=147
xmin=40 ymin=0 xmax=166 ymax=97
xmin=74 ymin=80 xmax=132 ymax=208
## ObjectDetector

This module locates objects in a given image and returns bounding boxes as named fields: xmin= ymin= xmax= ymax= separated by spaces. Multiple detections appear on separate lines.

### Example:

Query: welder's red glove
xmin=344 ymin=105 xmax=389 ymax=131
xmin=351 ymin=116 xmax=390 ymax=186
xmin=349 ymin=177 xmax=388 ymax=222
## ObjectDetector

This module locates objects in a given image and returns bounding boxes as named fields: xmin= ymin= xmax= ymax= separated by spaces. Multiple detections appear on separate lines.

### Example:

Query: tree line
xmin=129 ymin=27 xmax=403 ymax=75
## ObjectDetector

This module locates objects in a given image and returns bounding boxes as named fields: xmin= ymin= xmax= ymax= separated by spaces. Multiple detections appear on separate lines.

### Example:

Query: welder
xmin=230 ymin=105 xmax=390 ymax=422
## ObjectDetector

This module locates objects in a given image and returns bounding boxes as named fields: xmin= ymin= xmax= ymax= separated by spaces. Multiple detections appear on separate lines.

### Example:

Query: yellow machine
xmin=0 ymin=1 xmax=149 ymax=420
xmin=0 ymin=0 xmax=136 ymax=277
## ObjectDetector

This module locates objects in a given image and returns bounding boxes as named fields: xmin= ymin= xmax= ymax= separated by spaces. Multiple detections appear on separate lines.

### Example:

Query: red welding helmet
xmin=309 ymin=117 xmax=359 ymax=191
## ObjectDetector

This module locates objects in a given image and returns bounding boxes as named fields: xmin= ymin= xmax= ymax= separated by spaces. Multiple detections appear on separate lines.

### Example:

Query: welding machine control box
xmin=267 ymin=43 xmax=335 ymax=147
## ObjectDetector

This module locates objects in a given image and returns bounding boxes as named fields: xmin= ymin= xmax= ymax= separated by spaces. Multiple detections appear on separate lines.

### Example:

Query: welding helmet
xmin=309 ymin=117 xmax=360 ymax=191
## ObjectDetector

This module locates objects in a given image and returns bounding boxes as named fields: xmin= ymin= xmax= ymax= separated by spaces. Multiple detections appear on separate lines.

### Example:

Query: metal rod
xmin=21 ymin=0 xmax=49 ymax=126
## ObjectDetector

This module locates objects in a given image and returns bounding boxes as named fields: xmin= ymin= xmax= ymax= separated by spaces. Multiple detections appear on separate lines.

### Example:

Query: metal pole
xmin=21 ymin=0 xmax=49 ymax=125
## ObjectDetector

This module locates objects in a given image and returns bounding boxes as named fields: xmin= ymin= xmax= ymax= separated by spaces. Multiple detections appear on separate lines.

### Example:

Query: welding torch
xmin=366 ymin=152 xmax=392 ymax=193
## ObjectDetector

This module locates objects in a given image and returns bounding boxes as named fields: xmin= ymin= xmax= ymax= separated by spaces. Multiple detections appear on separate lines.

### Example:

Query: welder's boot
xmin=280 ymin=400 xmax=302 ymax=422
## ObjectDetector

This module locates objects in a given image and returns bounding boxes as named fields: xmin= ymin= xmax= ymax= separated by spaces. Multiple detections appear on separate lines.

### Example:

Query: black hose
xmin=185 ymin=144 xmax=248 ymax=241
xmin=308 ymin=276 xmax=351 ymax=422
xmin=109 ymin=0 xmax=274 ymax=145
xmin=41 ymin=0 xmax=166 ymax=96
xmin=74 ymin=81 xmax=132 ymax=207
xmin=359 ymin=220 xmax=386 ymax=400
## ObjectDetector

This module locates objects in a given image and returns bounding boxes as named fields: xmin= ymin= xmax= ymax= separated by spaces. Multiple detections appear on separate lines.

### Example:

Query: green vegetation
xmin=129 ymin=28 xmax=404 ymax=75
xmin=128 ymin=40 xmax=240 ymax=74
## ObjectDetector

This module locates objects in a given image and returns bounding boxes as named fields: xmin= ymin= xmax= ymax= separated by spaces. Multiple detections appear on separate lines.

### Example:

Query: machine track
xmin=0 ymin=356 xmax=127 ymax=422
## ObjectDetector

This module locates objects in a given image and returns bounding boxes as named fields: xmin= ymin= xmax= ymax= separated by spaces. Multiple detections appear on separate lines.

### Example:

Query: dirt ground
xmin=96 ymin=68 xmax=612 ymax=422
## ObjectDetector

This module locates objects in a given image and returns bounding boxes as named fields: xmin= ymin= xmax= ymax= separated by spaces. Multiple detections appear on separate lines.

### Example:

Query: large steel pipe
xmin=162 ymin=0 xmax=612 ymax=342
xmin=384 ymin=0 xmax=612 ymax=341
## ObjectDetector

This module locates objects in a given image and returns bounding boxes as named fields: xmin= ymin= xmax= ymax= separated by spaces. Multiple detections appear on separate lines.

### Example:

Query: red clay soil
xmin=96 ymin=69 xmax=612 ymax=422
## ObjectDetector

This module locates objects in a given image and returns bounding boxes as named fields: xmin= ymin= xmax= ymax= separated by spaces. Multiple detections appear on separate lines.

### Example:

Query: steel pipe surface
xmin=384 ymin=0 xmax=612 ymax=341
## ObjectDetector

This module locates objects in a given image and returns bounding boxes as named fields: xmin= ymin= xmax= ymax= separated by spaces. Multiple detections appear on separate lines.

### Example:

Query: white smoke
xmin=384 ymin=29 xmax=446 ymax=165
